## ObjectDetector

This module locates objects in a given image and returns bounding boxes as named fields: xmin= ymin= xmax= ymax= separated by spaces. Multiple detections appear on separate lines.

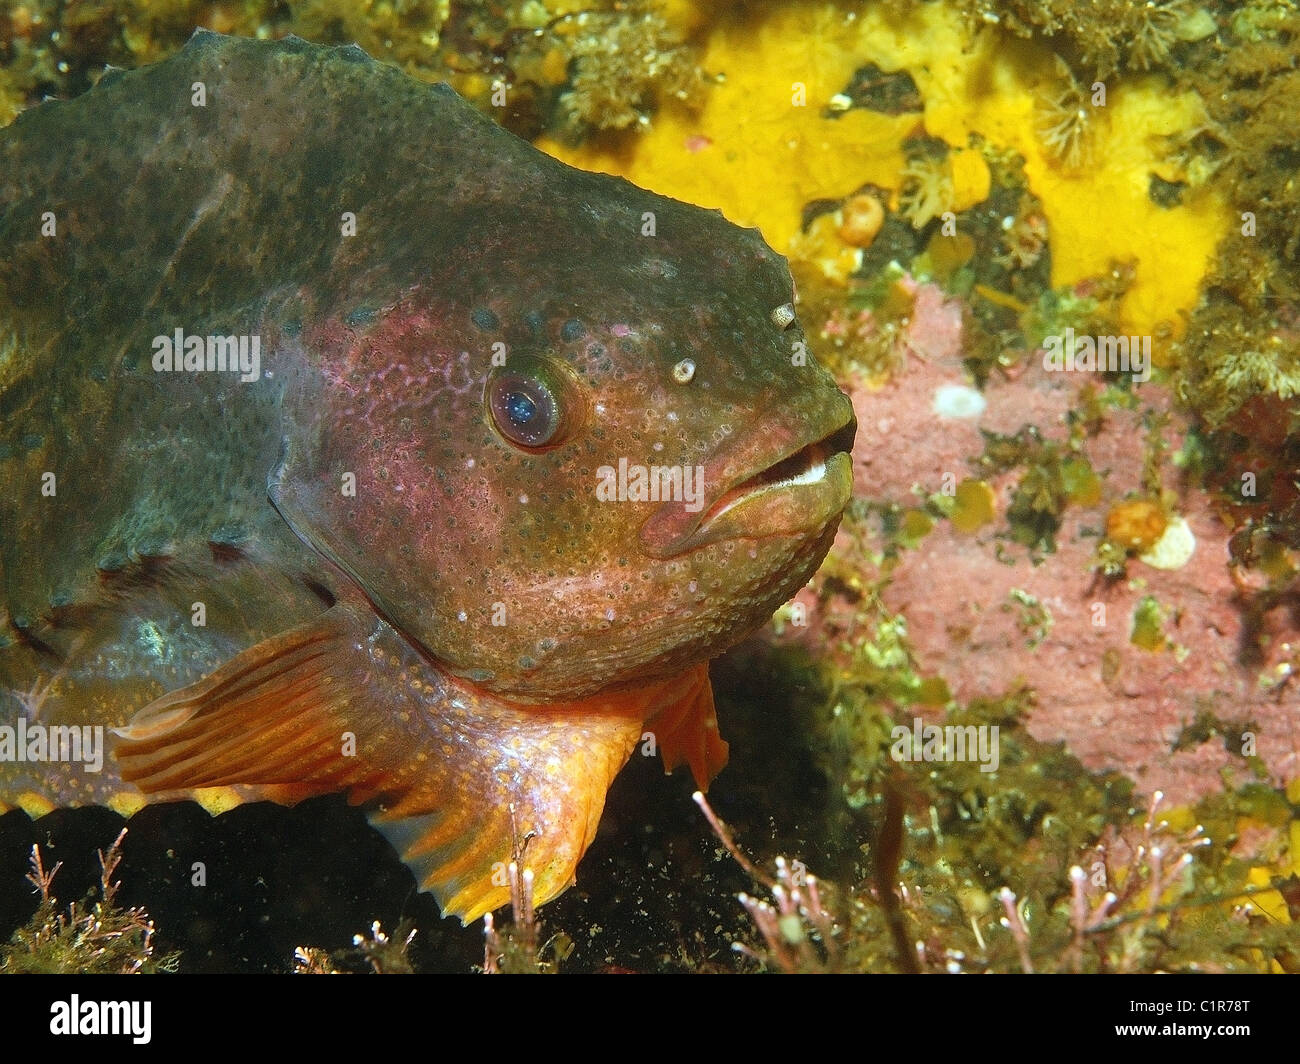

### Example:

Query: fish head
xmin=271 ymin=168 xmax=855 ymax=702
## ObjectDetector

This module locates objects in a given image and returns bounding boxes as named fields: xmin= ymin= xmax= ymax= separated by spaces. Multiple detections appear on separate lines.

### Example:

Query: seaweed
xmin=754 ymin=595 xmax=1298 ymax=973
xmin=953 ymin=0 xmax=1216 ymax=78
xmin=439 ymin=1 xmax=705 ymax=140
xmin=552 ymin=5 xmax=702 ymax=137
xmin=294 ymin=919 xmax=418 ymax=974
xmin=1 ymin=828 xmax=179 ymax=974
xmin=0 ymin=1 xmax=704 ymax=144
xmin=1162 ymin=7 xmax=1300 ymax=572
xmin=480 ymin=859 xmax=573 ymax=973
xmin=976 ymin=426 xmax=1104 ymax=554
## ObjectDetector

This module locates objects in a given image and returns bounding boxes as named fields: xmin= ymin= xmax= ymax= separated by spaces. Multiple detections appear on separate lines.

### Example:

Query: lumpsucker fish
xmin=0 ymin=30 xmax=855 ymax=922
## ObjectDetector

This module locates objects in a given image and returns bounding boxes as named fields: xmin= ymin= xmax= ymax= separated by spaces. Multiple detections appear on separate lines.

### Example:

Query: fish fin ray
xmin=114 ymin=606 xmax=393 ymax=798
xmin=116 ymin=604 xmax=648 ymax=923
xmin=645 ymin=663 xmax=729 ymax=790
xmin=367 ymin=706 xmax=644 ymax=924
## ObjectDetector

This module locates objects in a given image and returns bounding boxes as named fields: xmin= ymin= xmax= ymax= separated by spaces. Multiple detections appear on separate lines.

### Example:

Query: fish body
xmin=0 ymin=31 xmax=854 ymax=920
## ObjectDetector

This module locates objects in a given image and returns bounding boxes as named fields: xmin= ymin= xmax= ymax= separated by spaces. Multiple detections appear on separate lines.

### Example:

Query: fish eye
xmin=486 ymin=356 xmax=580 ymax=450
xmin=491 ymin=372 xmax=556 ymax=447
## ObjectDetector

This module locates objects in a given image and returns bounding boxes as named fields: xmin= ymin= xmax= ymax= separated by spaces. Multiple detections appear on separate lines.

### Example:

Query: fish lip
xmin=638 ymin=399 xmax=857 ymax=558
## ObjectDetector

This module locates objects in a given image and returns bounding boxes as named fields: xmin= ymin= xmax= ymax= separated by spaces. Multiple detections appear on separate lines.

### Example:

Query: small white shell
xmin=1139 ymin=515 xmax=1196 ymax=571
xmin=672 ymin=358 xmax=696 ymax=384
xmin=932 ymin=383 xmax=986 ymax=420
xmin=771 ymin=303 xmax=797 ymax=329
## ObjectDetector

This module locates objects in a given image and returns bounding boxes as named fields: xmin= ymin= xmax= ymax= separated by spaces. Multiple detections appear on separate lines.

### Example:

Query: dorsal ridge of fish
xmin=185 ymin=26 xmax=221 ymax=47
xmin=182 ymin=27 xmax=375 ymax=66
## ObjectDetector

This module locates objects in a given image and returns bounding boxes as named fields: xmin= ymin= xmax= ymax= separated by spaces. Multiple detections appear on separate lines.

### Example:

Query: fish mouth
xmin=639 ymin=403 xmax=857 ymax=558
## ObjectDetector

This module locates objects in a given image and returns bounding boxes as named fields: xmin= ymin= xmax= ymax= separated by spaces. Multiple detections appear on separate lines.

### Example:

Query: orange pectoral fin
xmin=368 ymin=704 xmax=643 ymax=922
xmin=644 ymin=664 xmax=729 ymax=791
xmin=114 ymin=605 xmax=385 ymax=803
xmin=114 ymin=603 xmax=646 ymax=923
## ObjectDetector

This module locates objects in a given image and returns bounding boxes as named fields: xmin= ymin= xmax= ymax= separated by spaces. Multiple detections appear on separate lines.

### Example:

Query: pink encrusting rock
xmin=798 ymin=281 xmax=1299 ymax=807
xmin=883 ymin=495 xmax=1298 ymax=806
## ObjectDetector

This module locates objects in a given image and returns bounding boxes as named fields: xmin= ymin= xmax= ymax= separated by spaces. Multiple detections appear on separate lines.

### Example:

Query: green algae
xmin=1005 ymin=587 xmax=1053 ymax=648
xmin=1130 ymin=594 xmax=1168 ymax=651
xmin=1153 ymin=2 xmax=1300 ymax=584
xmin=741 ymin=584 xmax=1298 ymax=973
xmin=0 ymin=1 xmax=701 ymax=143
xmin=1179 ymin=321 xmax=1300 ymax=430
xmin=977 ymin=427 xmax=1086 ymax=553
xmin=943 ymin=477 xmax=997 ymax=533
xmin=731 ymin=492 xmax=1300 ymax=973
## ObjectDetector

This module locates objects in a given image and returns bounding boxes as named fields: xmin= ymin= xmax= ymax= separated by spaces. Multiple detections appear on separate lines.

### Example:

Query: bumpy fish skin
xmin=0 ymin=31 xmax=854 ymax=920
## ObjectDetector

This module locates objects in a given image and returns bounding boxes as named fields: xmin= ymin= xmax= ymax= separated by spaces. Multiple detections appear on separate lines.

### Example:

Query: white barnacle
xmin=932 ymin=383 xmax=987 ymax=420
xmin=1139 ymin=515 xmax=1195 ymax=571
xmin=770 ymin=303 xmax=797 ymax=330
xmin=672 ymin=358 xmax=696 ymax=384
